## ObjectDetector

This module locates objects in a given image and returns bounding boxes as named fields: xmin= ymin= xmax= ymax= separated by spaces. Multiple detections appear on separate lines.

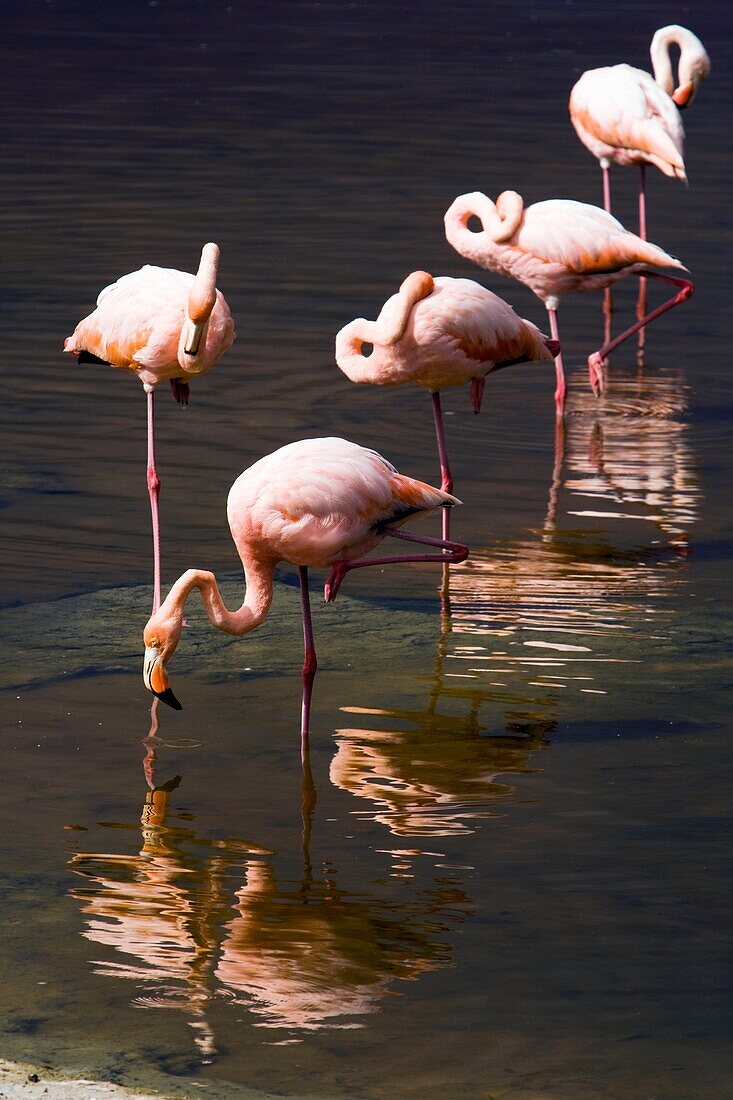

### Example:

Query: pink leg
xmin=470 ymin=376 xmax=485 ymax=415
xmin=547 ymin=308 xmax=566 ymax=415
xmin=299 ymin=566 xmax=317 ymax=748
xmin=601 ymin=161 xmax=611 ymax=214
xmin=431 ymin=390 xmax=453 ymax=541
xmin=146 ymin=386 xmax=162 ymax=614
xmin=637 ymin=165 xmax=648 ymax=357
xmin=588 ymin=272 xmax=694 ymax=384
xmin=324 ymin=525 xmax=468 ymax=603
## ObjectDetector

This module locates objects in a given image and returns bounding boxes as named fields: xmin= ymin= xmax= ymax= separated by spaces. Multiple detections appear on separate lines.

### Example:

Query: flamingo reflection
xmin=69 ymin=775 xmax=269 ymax=1062
xmin=333 ymin=365 xmax=699 ymax=837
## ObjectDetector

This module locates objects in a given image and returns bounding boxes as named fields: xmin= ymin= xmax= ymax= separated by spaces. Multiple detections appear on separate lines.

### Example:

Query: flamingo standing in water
xmin=64 ymin=243 xmax=235 ymax=613
xmin=142 ymin=436 xmax=467 ymax=746
xmin=569 ymin=25 xmax=710 ymax=236
xmin=444 ymin=191 xmax=693 ymax=402
xmin=335 ymin=271 xmax=557 ymax=522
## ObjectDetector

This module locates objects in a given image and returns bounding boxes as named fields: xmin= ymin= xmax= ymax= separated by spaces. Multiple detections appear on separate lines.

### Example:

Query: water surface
xmin=1 ymin=2 xmax=731 ymax=1097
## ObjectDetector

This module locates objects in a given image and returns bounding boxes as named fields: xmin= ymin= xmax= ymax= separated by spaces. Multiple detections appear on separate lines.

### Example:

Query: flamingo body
xmin=226 ymin=437 xmax=457 ymax=569
xmin=444 ymin=194 xmax=685 ymax=303
xmin=570 ymin=65 xmax=686 ymax=179
xmin=335 ymin=272 xmax=553 ymax=394
xmin=143 ymin=437 xmax=466 ymax=733
xmin=64 ymin=260 xmax=235 ymax=391
xmin=445 ymin=191 xmax=692 ymax=399
xmin=63 ymin=243 xmax=235 ymax=614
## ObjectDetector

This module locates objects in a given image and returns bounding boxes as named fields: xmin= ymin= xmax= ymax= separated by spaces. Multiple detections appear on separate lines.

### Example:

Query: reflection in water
xmin=69 ymin=751 xmax=470 ymax=1048
xmin=215 ymin=856 xmax=468 ymax=1033
xmin=69 ymin=778 xmax=270 ymax=1061
xmin=332 ymin=367 xmax=700 ymax=837
xmin=563 ymin=367 xmax=700 ymax=549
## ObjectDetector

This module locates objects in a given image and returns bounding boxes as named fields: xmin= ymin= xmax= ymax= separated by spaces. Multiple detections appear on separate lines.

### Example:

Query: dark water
xmin=2 ymin=2 xmax=731 ymax=1097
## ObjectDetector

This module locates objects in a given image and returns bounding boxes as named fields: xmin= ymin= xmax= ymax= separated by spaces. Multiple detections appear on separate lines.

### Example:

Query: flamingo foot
xmin=170 ymin=379 xmax=190 ymax=405
xmin=324 ymin=562 xmax=347 ymax=603
xmin=588 ymin=352 xmax=607 ymax=397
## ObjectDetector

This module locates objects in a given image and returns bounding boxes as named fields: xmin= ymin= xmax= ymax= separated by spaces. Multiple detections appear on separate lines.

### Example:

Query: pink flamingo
xmin=569 ymin=25 xmax=710 ymax=236
xmin=141 ymin=436 xmax=467 ymax=748
xmin=335 ymin=271 xmax=557 ymax=512
xmin=64 ymin=243 xmax=235 ymax=613
xmin=444 ymin=191 xmax=693 ymax=402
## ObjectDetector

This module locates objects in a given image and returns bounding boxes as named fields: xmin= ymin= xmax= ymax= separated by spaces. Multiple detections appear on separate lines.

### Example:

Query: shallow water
xmin=2 ymin=1 xmax=731 ymax=1097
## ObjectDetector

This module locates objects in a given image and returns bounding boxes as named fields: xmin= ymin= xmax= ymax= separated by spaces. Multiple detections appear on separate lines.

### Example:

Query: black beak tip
xmin=155 ymin=687 xmax=183 ymax=711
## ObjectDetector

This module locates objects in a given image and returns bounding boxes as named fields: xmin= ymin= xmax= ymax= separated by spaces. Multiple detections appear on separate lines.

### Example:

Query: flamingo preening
xmin=64 ymin=243 xmax=235 ymax=613
xmin=444 ymin=191 xmax=693 ymax=401
xmin=142 ymin=437 xmax=468 ymax=746
xmin=335 ymin=271 xmax=557 ymax=521
xmin=569 ymin=25 xmax=710 ymax=236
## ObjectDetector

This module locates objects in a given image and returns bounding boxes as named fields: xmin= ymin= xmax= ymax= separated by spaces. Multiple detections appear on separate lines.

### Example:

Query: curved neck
xmin=160 ymin=558 xmax=275 ymax=639
xmin=178 ymin=243 xmax=220 ymax=370
xmin=188 ymin=243 xmax=220 ymax=324
xmin=650 ymin=25 xmax=709 ymax=104
xmin=335 ymin=271 xmax=434 ymax=382
xmin=444 ymin=191 xmax=524 ymax=257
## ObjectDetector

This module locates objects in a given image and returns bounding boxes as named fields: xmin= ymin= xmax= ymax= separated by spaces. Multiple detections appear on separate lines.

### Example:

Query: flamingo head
xmin=180 ymin=242 xmax=221 ymax=371
xmin=142 ymin=616 xmax=183 ymax=710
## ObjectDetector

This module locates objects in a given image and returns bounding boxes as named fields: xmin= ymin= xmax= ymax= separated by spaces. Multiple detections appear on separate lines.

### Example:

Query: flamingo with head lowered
xmin=335 ymin=271 xmax=557 ymax=522
xmin=142 ymin=436 xmax=467 ymax=748
xmin=569 ymin=25 xmax=710 ymax=237
xmin=64 ymin=243 xmax=235 ymax=613
xmin=444 ymin=190 xmax=693 ymax=402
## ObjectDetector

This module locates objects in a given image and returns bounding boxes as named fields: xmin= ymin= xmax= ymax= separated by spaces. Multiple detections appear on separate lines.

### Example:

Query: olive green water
xmin=1 ymin=2 xmax=731 ymax=1097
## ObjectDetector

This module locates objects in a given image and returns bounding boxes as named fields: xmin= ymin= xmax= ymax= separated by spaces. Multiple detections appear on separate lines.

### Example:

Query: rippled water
xmin=2 ymin=1 xmax=731 ymax=1097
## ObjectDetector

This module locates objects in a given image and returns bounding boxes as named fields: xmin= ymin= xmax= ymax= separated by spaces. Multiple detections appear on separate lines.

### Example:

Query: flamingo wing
xmin=516 ymin=200 xmax=685 ymax=274
xmin=64 ymin=266 xmax=192 ymax=369
xmin=570 ymin=66 xmax=685 ymax=177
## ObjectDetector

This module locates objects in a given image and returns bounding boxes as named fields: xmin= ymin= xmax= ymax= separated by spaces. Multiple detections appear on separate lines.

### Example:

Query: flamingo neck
xmin=650 ymin=25 xmax=710 ymax=104
xmin=179 ymin=243 xmax=220 ymax=371
xmin=444 ymin=191 xmax=524 ymax=262
xmin=335 ymin=271 xmax=434 ymax=383
xmin=160 ymin=557 xmax=275 ymax=639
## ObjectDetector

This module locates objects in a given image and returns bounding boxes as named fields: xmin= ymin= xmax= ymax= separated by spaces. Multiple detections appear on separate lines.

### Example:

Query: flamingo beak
xmin=672 ymin=82 xmax=695 ymax=108
xmin=183 ymin=320 xmax=206 ymax=361
xmin=143 ymin=646 xmax=182 ymax=710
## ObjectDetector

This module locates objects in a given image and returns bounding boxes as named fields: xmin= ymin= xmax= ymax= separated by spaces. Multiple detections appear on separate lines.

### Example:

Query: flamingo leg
xmin=298 ymin=566 xmax=318 ymax=747
xmin=599 ymin=158 xmax=614 ymax=345
xmin=145 ymin=385 xmax=162 ymax=614
xmin=430 ymin=390 xmax=454 ymax=542
xmin=588 ymin=272 xmax=694 ymax=390
xmin=323 ymin=524 xmax=468 ymax=603
xmin=637 ymin=164 xmax=648 ymax=358
xmin=546 ymin=307 xmax=566 ymax=415
xmin=601 ymin=158 xmax=611 ymax=214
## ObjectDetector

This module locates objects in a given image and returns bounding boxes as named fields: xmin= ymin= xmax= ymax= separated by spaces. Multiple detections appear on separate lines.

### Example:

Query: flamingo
xmin=444 ymin=190 xmax=693 ymax=402
xmin=569 ymin=25 xmax=710 ymax=236
xmin=335 ymin=271 xmax=558 ymax=515
xmin=64 ymin=243 xmax=235 ymax=613
xmin=141 ymin=436 xmax=468 ymax=747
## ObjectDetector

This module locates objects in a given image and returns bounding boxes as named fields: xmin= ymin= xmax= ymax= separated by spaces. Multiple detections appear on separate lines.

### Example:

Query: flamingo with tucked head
xmin=335 ymin=271 xmax=557 ymax=515
xmin=64 ymin=243 xmax=235 ymax=612
xmin=142 ymin=436 xmax=467 ymax=747
xmin=569 ymin=25 xmax=710 ymax=236
xmin=444 ymin=190 xmax=693 ymax=401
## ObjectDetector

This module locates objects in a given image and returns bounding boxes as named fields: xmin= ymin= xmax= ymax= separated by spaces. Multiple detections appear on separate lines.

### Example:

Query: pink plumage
xmin=444 ymin=191 xmax=693 ymax=401
xmin=335 ymin=270 xmax=556 ymax=519
xmin=142 ymin=437 xmax=468 ymax=739
xmin=63 ymin=243 xmax=235 ymax=614
xmin=568 ymin=25 xmax=710 ymax=228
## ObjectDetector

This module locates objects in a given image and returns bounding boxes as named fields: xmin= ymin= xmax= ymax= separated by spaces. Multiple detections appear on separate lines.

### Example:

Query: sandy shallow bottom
xmin=0 ymin=1059 xmax=290 ymax=1100
xmin=0 ymin=1060 xmax=164 ymax=1100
